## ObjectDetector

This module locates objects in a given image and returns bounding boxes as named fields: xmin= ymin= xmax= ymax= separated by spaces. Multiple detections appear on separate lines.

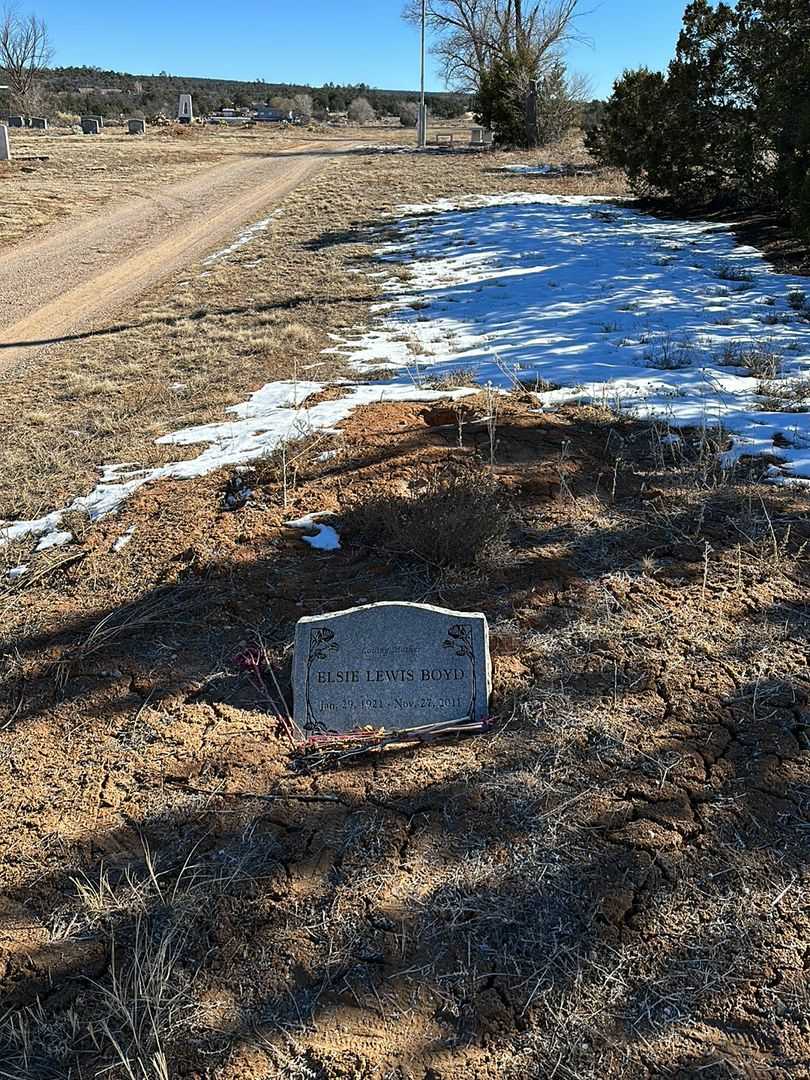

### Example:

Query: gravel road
xmin=0 ymin=141 xmax=344 ymax=371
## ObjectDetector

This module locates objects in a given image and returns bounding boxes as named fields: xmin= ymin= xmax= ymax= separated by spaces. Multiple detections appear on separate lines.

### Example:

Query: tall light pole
xmin=418 ymin=0 xmax=427 ymax=148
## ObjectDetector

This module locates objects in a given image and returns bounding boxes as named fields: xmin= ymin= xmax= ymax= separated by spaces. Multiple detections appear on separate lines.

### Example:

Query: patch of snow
xmin=285 ymin=512 xmax=341 ymax=551
xmin=203 ymin=212 xmax=279 ymax=265
xmin=285 ymin=511 xmax=331 ymax=528
xmin=2 ymin=381 xmax=475 ymax=549
xmin=5 ymin=564 xmax=29 ymax=579
xmin=361 ymin=145 xmax=422 ymax=155
xmin=304 ymin=525 xmax=341 ymax=551
xmin=329 ymin=193 xmax=810 ymax=486
xmin=496 ymin=163 xmax=572 ymax=176
xmin=113 ymin=525 xmax=136 ymax=552
xmin=36 ymin=530 xmax=72 ymax=551
xmin=8 ymin=192 xmax=809 ymax=552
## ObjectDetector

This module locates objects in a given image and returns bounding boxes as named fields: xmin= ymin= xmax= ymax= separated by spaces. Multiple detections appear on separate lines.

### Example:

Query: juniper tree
xmin=587 ymin=0 xmax=810 ymax=235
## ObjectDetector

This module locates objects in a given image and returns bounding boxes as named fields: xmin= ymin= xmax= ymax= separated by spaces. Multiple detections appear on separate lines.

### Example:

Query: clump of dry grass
xmin=643 ymin=334 xmax=696 ymax=370
xmin=88 ymin=918 xmax=190 ymax=1080
xmin=0 ymin=998 xmax=86 ymax=1079
xmin=50 ymin=586 xmax=201 ymax=686
xmin=787 ymin=288 xmax=807 ymax=311
xmin=246 ymin=429 xmax=342 ymax=508
xmin=421 ymin=367 xmax=478 ymax=390
xmin=715 ymin=264 xmax=754 ymax=283
xmin=718 ymin=339 xmax=782 ymax=378
xmin=512 ymin=372 xmax=560 ymax=394
xmin=756 ymin=376 xmax=810 ymax=412
xmin=342 ymin=464 xmax=509 ymax=567
xmin=168 ymin=123 xmax=199 ymax=141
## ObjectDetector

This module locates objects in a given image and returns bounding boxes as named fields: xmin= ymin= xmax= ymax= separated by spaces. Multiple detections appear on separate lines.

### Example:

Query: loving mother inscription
xmin=293 ymin=602 xmax=491 ymax=734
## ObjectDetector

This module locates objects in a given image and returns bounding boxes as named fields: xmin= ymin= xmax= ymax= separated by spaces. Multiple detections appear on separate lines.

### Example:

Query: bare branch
xmin=403 ymin=0 xmax=584 ymax=93
xmin=0 ymin=5 xmax=52 ymax=115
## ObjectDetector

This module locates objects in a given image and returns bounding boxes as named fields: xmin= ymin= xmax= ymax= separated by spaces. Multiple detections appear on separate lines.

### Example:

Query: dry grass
xmin=0 ymin=125 xmax=292 ymax=247
xmin=643 ymin=333 xmax=697 ymax=371
xmin=0 ymin=398 xmax=807 ymax=1078
xmin=49 ymin=586 xmax=202 ymax=687
xmin=718 ymin=338 xmax=783 ymax=378
xmin=757 ymin=375 xmax=810 ymax=412
xmin=342 ymin=462 xmax=509 ymax=567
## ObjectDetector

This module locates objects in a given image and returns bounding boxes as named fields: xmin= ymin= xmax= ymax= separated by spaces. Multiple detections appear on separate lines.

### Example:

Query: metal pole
xmin=418 ymin=0 xmax=427 ymax=148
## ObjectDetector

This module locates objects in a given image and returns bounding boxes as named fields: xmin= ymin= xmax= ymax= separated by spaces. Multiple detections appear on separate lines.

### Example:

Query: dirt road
xmin=0 ymin=142 xmax=344 ymax=371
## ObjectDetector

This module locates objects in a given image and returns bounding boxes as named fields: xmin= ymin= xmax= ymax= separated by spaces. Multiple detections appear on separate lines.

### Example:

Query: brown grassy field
xmin=0 ymin=136 xmax=807 ymax=1080
xmin=0 ymin=122 xmax=411 ymax=249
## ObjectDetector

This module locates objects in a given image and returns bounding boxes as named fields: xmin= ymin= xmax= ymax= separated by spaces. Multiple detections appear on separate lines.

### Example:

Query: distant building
xmin=254 ymin=108 xmax=293 ymax=123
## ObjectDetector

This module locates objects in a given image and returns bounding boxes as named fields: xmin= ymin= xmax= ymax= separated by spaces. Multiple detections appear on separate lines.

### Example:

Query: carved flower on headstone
xmin=443 ymin=624 xmax=473 ymax=658
xmin=309 ymin=627 xmax=338 ymax=662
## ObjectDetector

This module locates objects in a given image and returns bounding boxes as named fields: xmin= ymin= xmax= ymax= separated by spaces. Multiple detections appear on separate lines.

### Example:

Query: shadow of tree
xmin=0 ymin=401 xmax=807 ymax=1079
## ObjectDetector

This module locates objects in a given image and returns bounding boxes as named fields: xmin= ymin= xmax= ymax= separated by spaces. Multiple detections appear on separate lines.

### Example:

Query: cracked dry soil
xmin=0 ymin=395 xmax=808 ymax=1079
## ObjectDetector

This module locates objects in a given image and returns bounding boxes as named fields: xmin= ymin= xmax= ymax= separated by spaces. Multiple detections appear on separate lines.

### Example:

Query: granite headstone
xmin=293 ymin=601 xmax=491 ymax=734
xmin=0 ymin=125 xmax=9 ymax=162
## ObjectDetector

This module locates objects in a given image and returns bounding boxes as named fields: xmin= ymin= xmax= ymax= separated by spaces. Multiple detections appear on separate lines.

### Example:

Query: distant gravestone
xmin=81 ymin=118 xmax=101 ymax=135
xmin=8 ymin=116 xmax=24 ymax=128
xmin=293 ymin=601 xmax=491 ymax=734
xmin=177 ymin=94 xmax=193 ymax=124
xmin=127 ymin=118 xmax=146 ymax=135
xmin=29 ymin=117 xmax=47 ymax=130
xmin=0 ymin=125 xmax=9 ymax=162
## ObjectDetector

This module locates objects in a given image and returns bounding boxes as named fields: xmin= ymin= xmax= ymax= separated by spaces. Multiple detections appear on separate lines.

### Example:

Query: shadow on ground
xmin=0 ymin=401 xmax=807 ymax=1079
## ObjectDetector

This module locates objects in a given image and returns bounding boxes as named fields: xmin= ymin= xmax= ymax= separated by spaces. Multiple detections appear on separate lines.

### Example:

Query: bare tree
xmin=404 ymin=0 xmax=495 ymax=92
xmin=292 ymin=92 xmax=313 ymax=122
xmin=398 ymin=100 xmax=420 ymax=127
xmin=348 ymin=96 xmax=376 ymax=125
xmin=0 ymin=6 xmax=52 ymax=115
xmin=403 ymin=0 xmax=584 ymax=146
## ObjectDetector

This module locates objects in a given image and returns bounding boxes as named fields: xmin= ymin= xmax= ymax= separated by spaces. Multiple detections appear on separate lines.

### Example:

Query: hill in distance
xmin=34 ymin=65 xmax=472 ymax=120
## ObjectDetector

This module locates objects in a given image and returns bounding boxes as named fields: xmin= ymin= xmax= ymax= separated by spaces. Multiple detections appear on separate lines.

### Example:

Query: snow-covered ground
xmin=4 ymin=192 xmax=809 ymax=556
xmin=334 ymin=193 xmax=810 ymax=484
xmin=2 ymin=381 xmax=474 ymax=552
xmin=495 ymin=164 xmax=591 ymax=176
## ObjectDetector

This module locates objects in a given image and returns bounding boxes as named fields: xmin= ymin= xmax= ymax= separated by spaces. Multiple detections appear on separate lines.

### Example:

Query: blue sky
xmin=37 ymin=1 xmax=687 ymax=98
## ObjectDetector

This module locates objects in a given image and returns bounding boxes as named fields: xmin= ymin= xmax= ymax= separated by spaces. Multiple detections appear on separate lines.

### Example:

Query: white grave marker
xmin=293 ymin=602 xmax=491 ymax=734
xmin=178 ymin=94 xmax=193 ymax=124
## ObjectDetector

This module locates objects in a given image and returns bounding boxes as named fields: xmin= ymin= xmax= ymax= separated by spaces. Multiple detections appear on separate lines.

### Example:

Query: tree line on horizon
xmin=6 ymin=64 xmax=473 ymax=121
xmin=2 ymin=2 xmax=602 ymax=140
